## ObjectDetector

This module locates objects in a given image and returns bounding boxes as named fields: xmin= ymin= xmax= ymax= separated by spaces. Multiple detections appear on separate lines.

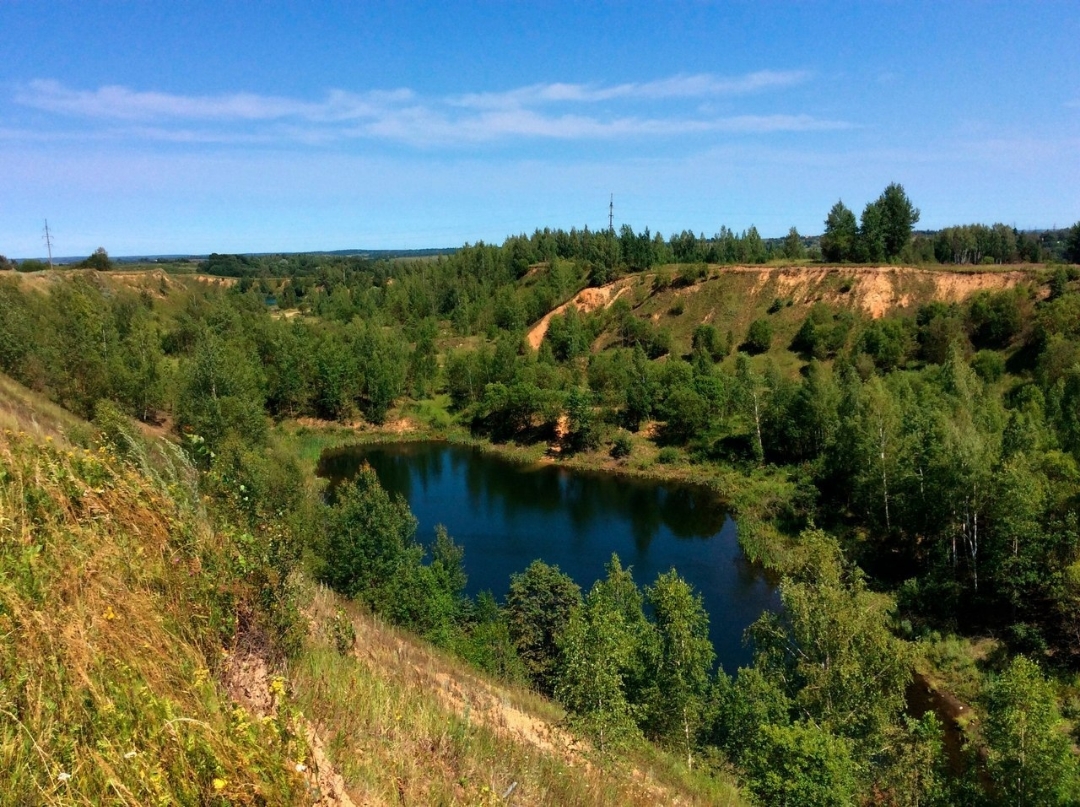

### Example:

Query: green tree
xmin=691 ymin=323 xmax=725 ymax=362
xmin=859 ymin=199 xmax=887 ymax=263
xmin=841 ymin=376 xmax=905 ymax=533
xmin=743 ymin=721 xmax=857 ymax=807
xmin=81 ymin=246 xmax=113 ymax=271
xmin=556 ymin=582 xmax=640 ymax=750
xmin=456 ymin=592 xmax=529 ymax=683
xmin=354 ymin=323 xmax=408 ymax=424
xmin=821 ymin=201 xmax=858 ymax=262
xmin=660 ymin=381 xmax=709 ymax=445
xmin=175 ymin=329 xmax=267 ymax=454
xmin=782 ymin=227 xmax=806 ymax=260
xmin=877 ymin=183 xmax=920 ymax=260
xmin=735 ymin=353 xmax=767 ymax=463
xmin=545 ymin=305 xmax=590 ymax=362
xmin=408 ymin=318 xmax=439 ymax=398
xmin=591 ymin=556 xmax=656 ymax=712
xmin=751 ymin=530 xmax=913 ymax=747
xmin=622 ymin=345 xmax=657 ymax=430
xmin=644 ymin=570 xmax=714 ymax=768
xmin=743 ymin=225 xmax=767 ymax=264
xmin=564 ymin=386 xmax=600 ymax=452
xmin=313 ymin=330 xmax=359 ymax=420
xmin=743 ymin=318 xmax=773 ymax=355
xmin=983 ymin=656 xmax=1078 ymax=806
xmin=320 ymin=466 xmax=419 ymax=603
xmin=1064 ymin=221 xmax=1080 ymax=264
xmin=506 ymin=560 xmax=582 ymax=695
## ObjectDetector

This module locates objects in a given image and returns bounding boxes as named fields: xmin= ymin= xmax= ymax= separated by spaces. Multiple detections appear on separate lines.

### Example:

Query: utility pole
xmin=608 ymin=194 xmax=614 ymax=234
xmin=42 ymin=219 xmax=54 ymax=268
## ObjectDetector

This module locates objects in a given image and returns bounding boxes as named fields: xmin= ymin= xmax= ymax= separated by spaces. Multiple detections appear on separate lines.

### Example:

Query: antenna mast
xmin=608 ymin=193 xmax=614 ymax=234
xmin=42 ymin=219 xmax=54 ymax=268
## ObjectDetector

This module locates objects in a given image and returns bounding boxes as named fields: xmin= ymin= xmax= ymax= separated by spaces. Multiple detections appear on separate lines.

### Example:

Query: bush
xmin=972 ymin=350 xmax=1006 ymax=383
xmin=676 ymin=263 xmax=708 ymax=287
xmin=743 ymin=319 xmax=773 ymax=355
xmin=610 ymin=433 xmax=633 ymax=459
xmin=658 ymin=447 xmax=679 ymax=464
xmin=80 ymin=247 xmax=113 ymax=271
xmin=692 ymin=323 xmax=726 ymax=362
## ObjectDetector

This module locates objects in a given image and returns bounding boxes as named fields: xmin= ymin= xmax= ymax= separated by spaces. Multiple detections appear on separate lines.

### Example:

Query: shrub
xmin=972 ymin=350 xmax=1006 ymax=383
xmin=610 ymin=433 xmax=633 ymax=459
xmin=658 ymin=447 xmax=679 ymax=464
xmin=743 ymin=319 xmax=773 ymax=355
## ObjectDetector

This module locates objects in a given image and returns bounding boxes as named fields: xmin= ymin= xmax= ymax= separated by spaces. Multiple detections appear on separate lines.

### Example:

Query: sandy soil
xmin=527 ymin=280 xmax=635 ymax=349
xmin=725 ymin=265 xmax=1034 ymax=318
xmin=222 ymin=649 xmax=362 ymax=807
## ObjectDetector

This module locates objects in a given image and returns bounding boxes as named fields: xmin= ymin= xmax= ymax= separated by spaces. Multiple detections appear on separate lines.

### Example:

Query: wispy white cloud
xmin=12 ymin=71 xmax=843 ymax=147
xmin=344 ymin=107 xmax=850 ymax=146
xmin=451 ymin=70 xmax=810 ymax=109
xmin=17 ymin=79 xmax=413 ymax=122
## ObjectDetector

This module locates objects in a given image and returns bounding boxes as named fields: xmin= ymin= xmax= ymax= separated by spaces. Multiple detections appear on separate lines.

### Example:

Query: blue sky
xmin=2 ymin=1 xmax=1078 ymax=257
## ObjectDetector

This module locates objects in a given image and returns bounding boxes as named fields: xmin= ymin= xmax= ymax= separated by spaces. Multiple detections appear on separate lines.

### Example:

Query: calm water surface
xmin=317 ymin=442 xmax=779 ymax=670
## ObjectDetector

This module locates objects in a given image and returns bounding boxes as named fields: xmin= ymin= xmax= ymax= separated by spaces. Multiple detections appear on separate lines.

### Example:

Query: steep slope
xmin=0 ymin=389 xmax=308 ymax=804
xmin=0 ymin=377 xmax=746 ymax=805
xmin=528 ymin=263 xmax=1040 ymax=354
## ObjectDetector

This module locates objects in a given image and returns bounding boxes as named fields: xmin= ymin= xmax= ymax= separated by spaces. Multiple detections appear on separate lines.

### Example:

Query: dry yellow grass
xmin=0 ymin=421 xmax=306 ymax=804
xmin=293 ymin=584 xmax=747 ymax=806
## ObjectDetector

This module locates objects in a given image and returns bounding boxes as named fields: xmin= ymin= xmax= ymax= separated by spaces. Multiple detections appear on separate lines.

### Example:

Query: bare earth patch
xmin=527 ymin=280 xmax=635 ymax=349
xmin=725 ymin=265 xmax=1034 ymax=318
xmin=222 ymin=649 xmax=361 ymax=807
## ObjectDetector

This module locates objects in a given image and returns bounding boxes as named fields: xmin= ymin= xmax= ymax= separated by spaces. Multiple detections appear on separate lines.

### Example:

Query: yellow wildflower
xmin=212 ymin=777 xmax=227 ymax=791
xmin=104 ymin=606 xmax=118 ymax=621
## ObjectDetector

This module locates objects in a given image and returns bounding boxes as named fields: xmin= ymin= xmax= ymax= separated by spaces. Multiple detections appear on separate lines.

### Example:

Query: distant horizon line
xmin=7 ymin=224 xmax=1074 ymax=263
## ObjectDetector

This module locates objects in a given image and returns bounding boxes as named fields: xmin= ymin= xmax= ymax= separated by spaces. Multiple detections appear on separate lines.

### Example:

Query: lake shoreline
xmin=317 ymin=438 xmax=781 ymax=671
xmin=274 ymin=415 xmax=804 ymax=576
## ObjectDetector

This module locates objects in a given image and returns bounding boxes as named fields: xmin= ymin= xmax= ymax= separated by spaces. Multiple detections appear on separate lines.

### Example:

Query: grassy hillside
xmin=0 ymin=388 xmax=306 ymax=804
xmin=0 ymin=375 xmax=746 ymax=805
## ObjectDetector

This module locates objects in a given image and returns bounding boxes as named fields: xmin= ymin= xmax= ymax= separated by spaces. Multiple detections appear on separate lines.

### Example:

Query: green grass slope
xmin=0 ymin=376 xmax=747 ymax=806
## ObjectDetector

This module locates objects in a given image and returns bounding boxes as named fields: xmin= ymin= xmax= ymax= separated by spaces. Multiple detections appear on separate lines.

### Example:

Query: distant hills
xmin=32 ymin=247 xmax=458 ymax=265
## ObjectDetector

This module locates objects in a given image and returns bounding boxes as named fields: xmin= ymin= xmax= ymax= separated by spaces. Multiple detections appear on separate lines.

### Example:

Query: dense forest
xmin=3 ymin=189 xmax=1080 ymax=805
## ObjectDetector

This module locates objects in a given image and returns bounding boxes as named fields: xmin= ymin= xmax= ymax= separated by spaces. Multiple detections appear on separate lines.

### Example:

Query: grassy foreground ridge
xmin=0 ymin=375 xmax=743 ymax=805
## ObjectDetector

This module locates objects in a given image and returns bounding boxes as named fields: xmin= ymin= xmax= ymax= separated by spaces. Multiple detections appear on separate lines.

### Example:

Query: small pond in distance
xmin=317 ymin=442 xmax=780 ymax=671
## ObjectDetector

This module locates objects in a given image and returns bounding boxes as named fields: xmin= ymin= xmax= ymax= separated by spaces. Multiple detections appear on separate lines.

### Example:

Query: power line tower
xmin=608 ymin=193 xmax=614 ymax=234
xmin=42 ymin=219 xmax=54 ymax=268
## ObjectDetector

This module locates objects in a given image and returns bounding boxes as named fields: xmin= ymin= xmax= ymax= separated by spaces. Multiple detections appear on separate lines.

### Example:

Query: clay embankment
xmin=727 ymin=265 xmax=1034 ymax=319
xmin=529 ymin=266 xmax=1037 ymax=347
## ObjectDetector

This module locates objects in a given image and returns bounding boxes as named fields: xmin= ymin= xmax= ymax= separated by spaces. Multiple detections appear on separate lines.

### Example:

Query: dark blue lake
xmin=317 ymin=441 xmax=779 ymax=671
